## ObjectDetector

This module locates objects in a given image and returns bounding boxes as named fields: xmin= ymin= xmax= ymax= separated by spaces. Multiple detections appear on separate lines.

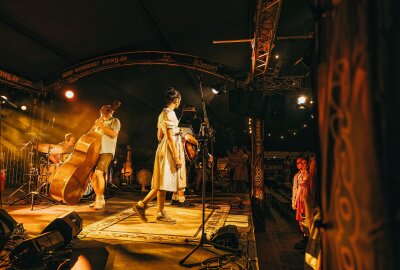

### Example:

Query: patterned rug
xmin=79 ymin=204 xmax=230 ymax=244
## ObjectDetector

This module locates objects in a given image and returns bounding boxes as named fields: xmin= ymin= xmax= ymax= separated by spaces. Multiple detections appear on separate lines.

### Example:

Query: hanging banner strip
xmin=0 ymin=68 xmax=42 ymax=92
xmin=51 ymin=51 xmax=248 ymax=87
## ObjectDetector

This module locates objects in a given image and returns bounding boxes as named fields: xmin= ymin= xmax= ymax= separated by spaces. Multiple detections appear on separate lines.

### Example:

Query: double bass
xmin=49 ymin=129 xmax=101 ymax=205
xmin=50 ymin=100 xmax=121 ymax=204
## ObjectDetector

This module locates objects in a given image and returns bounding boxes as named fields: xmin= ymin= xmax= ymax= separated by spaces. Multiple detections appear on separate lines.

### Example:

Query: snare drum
xmin=137 ymin=169 xmax=152 ymax=187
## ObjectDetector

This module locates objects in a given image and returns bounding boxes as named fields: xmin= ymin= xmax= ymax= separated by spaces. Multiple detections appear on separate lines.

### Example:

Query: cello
xmin=49 ymin=128 xmax=101 ymax=205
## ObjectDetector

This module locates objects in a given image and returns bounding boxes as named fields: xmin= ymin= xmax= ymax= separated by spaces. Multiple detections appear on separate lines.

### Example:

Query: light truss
xmin=252 ymin=0 xmax=283 ymax=78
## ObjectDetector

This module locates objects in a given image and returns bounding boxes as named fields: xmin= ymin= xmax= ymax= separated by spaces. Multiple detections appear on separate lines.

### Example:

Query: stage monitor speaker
xmin=10 ymin=231 xmax=64 ymax=266
xmin=229 ymin=88 xmax=266 ymax=117
xmin=0 ymin=209 xmax=17 ymax=240
xmin=41 ymin=211 xmax=82 ymax=246
xmin=211 ymin=225 xmax=240 ymax=250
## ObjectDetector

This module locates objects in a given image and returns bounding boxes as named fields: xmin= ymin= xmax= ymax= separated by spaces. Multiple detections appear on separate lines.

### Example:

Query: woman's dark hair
xmin=165 ymin=87 xmax=181 ymax=105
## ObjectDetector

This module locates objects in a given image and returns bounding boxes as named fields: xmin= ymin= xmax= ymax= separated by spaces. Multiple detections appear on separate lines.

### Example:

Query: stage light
xmin=293 ymin=132 xmax=297 ymax=135
xmin=311 ymin=114 xmax=315 ymax=119
xmin=310 ymin=100 xmax=314 ymax=104
xmin=268 ymin=133 xmax=271 ymax=137
xmin=210 ymin=83 xmax=227 ymax=95
xmin=21 ymin=105 xmax=27 ymax=111
xmin=297 ymin=96 xmax=307 ymax=105
xmin=280 ymin=135 xmax=284 ymax=139
xmin=303 ymin=124 xmax=308 ymax=128
xmin=65 ymin=90 xmax=75 ymax=99
xmin=275 ymin=55 xmax=279 ymax=59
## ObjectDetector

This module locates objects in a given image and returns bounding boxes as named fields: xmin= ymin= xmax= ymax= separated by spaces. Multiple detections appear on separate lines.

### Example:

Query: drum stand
xmin=8 ymin=121 xmax=56 ymax=209
xmin=8 ymin=143 xmax=55 ymax=210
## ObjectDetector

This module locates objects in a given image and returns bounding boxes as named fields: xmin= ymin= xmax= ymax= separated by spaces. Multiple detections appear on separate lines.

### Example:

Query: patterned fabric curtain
xmin=316 ymin=0 xmax=399 ymax=269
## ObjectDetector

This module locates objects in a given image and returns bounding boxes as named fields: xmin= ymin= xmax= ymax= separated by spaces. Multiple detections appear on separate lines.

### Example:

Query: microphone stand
xmin=179 ymin=76 xmax=235 ymax=267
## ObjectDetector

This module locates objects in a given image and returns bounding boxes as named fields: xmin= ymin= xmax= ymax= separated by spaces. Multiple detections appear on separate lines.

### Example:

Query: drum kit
xmin=8 ymin=136 xmax=69 ymax=209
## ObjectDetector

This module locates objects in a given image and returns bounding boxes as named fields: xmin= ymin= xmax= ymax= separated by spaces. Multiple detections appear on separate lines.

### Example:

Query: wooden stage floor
xmin=1 ymin=190 xmax=258 ymax=270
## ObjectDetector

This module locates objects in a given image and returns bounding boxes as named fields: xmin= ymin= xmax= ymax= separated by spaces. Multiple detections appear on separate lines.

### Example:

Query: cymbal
xmin=36 ymin=143 xmax=65 ymax=154
xmin=25 ymin=132 xmax=48 ymax=139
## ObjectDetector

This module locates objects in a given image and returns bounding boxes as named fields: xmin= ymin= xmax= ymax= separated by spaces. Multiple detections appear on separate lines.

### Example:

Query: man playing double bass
xmin=90 ymin=101 xmax=121 ymax=210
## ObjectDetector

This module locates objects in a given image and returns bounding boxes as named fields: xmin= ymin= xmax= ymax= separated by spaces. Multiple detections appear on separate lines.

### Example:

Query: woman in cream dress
xmin=133 ymin=87 xmax=185 ymax=224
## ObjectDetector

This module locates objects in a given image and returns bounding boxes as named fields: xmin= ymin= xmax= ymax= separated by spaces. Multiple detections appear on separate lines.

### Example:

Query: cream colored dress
xmin=151 ymin=108 xmax=186 ymax=191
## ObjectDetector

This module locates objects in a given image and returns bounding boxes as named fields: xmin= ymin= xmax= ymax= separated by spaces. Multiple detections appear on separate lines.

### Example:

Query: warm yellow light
xmin=21 ymin=105 xmax=27 ymax=111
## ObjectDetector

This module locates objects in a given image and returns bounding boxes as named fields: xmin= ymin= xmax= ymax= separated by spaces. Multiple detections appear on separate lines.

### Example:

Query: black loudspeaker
xmin=229 ymin=88 xmax=266 ymax=117
xmin=269 ymin=94 xmax=286 ymax=120
xmin=211 ymin=225 xmax=240 ymax=249
xmin=41 ymin=211 xmax=82 ymax=246
xmin=0 ymin=209 xmax=17 ymax=240
xmin=10 ymin=231 xmax=65 ymax=264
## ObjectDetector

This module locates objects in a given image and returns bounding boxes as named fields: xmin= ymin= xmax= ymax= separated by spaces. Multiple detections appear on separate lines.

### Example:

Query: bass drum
xmin=137 ymin=169 xmax=152 ymax=187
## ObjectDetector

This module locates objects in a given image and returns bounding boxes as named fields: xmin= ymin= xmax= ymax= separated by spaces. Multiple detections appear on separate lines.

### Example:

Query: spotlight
xmin=268 ymin=133 xmax=271 ymax=137
xmin=297 ymin=96 xmax=307 ymax=105
xmin=310 ymin=100 xmax=314 ymax=104
xmin=280 ymin=135 xmax=284 ymax=139
xmin=21 ymin=105 xmax=27 ymax=111
xmin=210 ymin=83 xmax=227 ymax=95
xmin=303 ymin=124 xmax=308 ymax=128
xmin=65 ymin=90 xmax=75 ymax=99
xmin=275 ymin=55 xmax=279 ymax=59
